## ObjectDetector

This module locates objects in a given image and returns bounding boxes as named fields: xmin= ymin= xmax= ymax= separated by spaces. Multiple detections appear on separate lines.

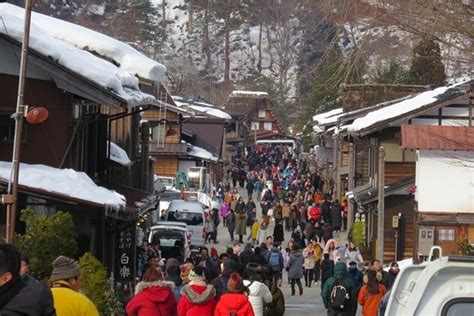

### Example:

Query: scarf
xmin=0 ymin=275 xmax=25 ymax=309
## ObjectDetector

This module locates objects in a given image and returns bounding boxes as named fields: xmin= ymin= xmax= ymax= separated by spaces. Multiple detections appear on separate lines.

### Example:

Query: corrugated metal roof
xmin=401 ymin=125 xmax=474 ymax=151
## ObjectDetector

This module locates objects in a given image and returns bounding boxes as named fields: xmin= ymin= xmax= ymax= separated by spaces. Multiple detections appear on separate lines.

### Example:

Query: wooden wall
xmin=0 ymin=74 xmax=72 ymax=168
xmin=385 ymin=162 xmax=415 ymax=184
xmin=154 ymin=156 xmax=178 ymax=177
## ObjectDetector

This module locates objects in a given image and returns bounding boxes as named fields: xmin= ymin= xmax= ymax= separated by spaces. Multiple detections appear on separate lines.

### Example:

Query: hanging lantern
xmin=26 ymin=107 xmax=49 ymax=124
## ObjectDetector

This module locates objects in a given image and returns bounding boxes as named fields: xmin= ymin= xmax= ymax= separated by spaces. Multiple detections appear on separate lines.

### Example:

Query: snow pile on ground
xmin=0 ymin=161 xmax=126 ymax=209
xmin=3 ymin=3 xmax=166 ymax=83
xmin=0 ymin=4 xmax=155 ymax=106
xmin=107 ymin=142 xmax=132 ymax=167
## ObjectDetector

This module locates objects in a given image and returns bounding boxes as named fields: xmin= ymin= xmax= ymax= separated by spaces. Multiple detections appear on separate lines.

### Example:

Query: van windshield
xmin=168 ymin=211 xmax=203 ymax=226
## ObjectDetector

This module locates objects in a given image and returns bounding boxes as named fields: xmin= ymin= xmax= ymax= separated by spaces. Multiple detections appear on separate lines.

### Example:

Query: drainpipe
xmin=348 ymin=142 xmax=355 ymax=232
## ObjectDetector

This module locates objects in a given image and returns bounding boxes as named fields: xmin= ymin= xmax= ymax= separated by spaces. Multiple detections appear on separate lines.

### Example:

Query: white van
xmin=165 ymin=200 xmax=206 ymax=247
xmin=149 ymin=222 xmax=191 ymax=262
xmin=383 ymin=246 xmax=474 ymax=316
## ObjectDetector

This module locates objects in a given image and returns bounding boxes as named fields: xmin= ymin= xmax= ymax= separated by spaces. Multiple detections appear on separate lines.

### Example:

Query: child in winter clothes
xmin=177 ymin=267 xmax=217 ymax=316
xmin=250 ymin=218 xmax=260 ymax=244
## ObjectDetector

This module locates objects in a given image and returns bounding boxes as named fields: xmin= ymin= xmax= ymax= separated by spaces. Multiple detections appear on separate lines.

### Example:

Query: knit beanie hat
xmin=50 ymin=256 xmax=80 ymax=282
xmin=189 ymin=266 xmax=206 ymax=282
xmin=227 ymin=272 xmax=246 ymax=293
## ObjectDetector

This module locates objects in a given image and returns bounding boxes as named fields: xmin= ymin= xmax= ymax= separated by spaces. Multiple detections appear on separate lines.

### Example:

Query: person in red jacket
xmin=308 ymin=203 xmax=321 ymax=221
xmin=215 ymin=273 xmax=255 ymax=316
xmin=126 ymin=267 xmax=177 ymax=316
xmin=178 ymin=266 xmax=217 ymax=316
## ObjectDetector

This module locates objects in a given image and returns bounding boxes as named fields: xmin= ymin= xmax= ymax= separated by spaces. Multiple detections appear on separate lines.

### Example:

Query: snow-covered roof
xmin=3 ymin=3 xmax=166 ymax=83
xmin=0 ymin=4 xmax=155 ymax=107
xmin=312 ymin=108 xmax=343 ymax=122
xmin=0 ymin=161 xmax=125 ymax=209
xmin=182 ymin=141 xmax=219 ymax=162
xmin=348 ymin=79 xmax=472 ymax=134
xmin=172 ymin=96 xmax=231 ymax=120
xmin=107 ymin=142 xmax=132 ymax=167
xmin=230 ymin=90 xmax=269 ymax=98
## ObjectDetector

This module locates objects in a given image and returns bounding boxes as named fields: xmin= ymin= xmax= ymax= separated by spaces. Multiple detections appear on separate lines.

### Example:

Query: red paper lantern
xmin=26 ymin=107 xmax=49 ymax=124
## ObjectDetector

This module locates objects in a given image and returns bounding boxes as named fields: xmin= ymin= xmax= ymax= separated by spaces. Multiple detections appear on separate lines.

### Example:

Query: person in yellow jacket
xmin=49 ymin=256 xmax=99 ymax=316
xmin=251 ymin=218 xmax=260 ymax=244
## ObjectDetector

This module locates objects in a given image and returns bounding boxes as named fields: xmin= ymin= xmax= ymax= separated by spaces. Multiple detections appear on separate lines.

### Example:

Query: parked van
xmin=165 ymin=200 xmax=206 ymax=247
xmin=382 ymin=246 xmax=474 ymax=316
xmin=148 ymin=222 xmax=191 ymax=262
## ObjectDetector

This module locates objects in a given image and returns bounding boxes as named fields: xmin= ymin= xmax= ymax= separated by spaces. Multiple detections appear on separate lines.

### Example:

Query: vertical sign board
xmin=117 ymin=226 xmax=136 ymax=283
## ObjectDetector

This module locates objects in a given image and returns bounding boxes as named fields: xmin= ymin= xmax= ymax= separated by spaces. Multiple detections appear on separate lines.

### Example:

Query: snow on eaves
xmin=0 ymin=161 xmax=125 ymax=209
xmin=182 ymin=141 xmax=219 ymax=162
xmin=312 ymin=108 xmax=343 ymax=123
xmin=0 ymin=5 xmax=155 ymax=106
xmin=107 ymin=142 xmax=132 ymax=167
xmin=3 ymin=3 xmax=166 ymax=83
xmin=230 ymin=90 xmax=269 ymax=98
xmin=172 ymin=96 xmax=231 ymax=120
xmin=348 ymin=78 xmax=472 ymax=133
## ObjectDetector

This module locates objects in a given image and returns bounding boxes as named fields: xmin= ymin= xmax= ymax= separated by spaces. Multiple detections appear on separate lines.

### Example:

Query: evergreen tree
xmin=372 ymin=59 xmax=409 ymax=84
xmin=409 ymin=38 xmax=446 ymax=87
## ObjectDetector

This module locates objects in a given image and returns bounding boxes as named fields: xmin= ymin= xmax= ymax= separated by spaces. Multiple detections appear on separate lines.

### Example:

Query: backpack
xmin=269 ymin=251 xmax=280 ymax=270
xmin=330 ymin=278 xmax=350 ymax=310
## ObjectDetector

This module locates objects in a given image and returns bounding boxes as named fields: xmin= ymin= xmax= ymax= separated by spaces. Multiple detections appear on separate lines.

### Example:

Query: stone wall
xmin=340 ymin=84 xmax=428 ymax=112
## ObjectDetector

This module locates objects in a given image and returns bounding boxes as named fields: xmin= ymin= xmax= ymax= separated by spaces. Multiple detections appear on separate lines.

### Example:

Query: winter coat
xmin=345 ymin=249 xmax=364 ymax=269
xmin=304 ymin=222 xmax=315 ymax=241
xmin=321 ymin=262 xmax=357 ymax=315
xmin=126 ymin=281 xmax=177 ymax=316
xmin=302 ymin=248 xmax=316 ymax=269
xmin=219 ymin=203 xmax=231 ymax=218
xmin=51 ymin=281 xmax=99 ymax=316
xmin=206 ymin=217 xmax=216 ymax=233
xmin=243 ymin=280 xmax=272 ymax=316
xmin=282 ymin=204 xmax=291 ymax=218
xmin=227 ymin=213 xmax=236 ymax=232
xmin=321 ymin=201 xmax=331 ymax=223
xmin=1 ymin=279 xmax=55 ymax=316
xmin=264 ymin=282 xmax=285 ymax=316
xmin=178 ymin=284 xmax=217 ymax=316
xmin=291 ymin=230 xmax=305 ymax=249
xmin=251 ymin=222 xmax=260 ymax=240
xmin=358 ymin=283 xmax=387 ymax=316
xmin=273 ymin=223 xmax=284 ymax=244
xmin=287 ymin=250 xmax=304 ymax=279
xmin=330 ymin=204 xmax=342 ymax=228
xmin=322 ymin=224 xmax=333 ymax=244
xmin=214 ymin=293 xmax=255 ymax=316
xmin=239 ymin=247 xmax=255 ymax=272
xmin=347 ymin=267 xmax=364 ymax=291
xmin=320 ymin=258 xmax=334 ymax=286
xmin=324 ymin=239 xmax=340 ymax=262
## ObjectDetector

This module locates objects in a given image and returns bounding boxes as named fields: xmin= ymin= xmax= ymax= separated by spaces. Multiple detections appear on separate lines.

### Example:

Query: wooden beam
xmin=377 ymin=146 xmax=385 ymax=263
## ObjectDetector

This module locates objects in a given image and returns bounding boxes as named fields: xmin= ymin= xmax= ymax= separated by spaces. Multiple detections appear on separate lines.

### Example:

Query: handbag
xmin=267 ymin=208 xmax=274 ymax=217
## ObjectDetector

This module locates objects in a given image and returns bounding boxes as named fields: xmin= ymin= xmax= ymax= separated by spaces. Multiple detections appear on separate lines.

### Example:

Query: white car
xmin=148 ymin=222 xmax=191 ymax=262
xmin=165 ymin=200 xmax=206 ymax=247
xmin=383 ymin=246 xmax=474 ymax=316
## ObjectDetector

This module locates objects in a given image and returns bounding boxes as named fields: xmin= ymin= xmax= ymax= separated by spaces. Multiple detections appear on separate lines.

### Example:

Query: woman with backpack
xmin=214 ymin=273 xmax=254 ymax=316
xmin=357 ymin=270 xmax=387 ymax=316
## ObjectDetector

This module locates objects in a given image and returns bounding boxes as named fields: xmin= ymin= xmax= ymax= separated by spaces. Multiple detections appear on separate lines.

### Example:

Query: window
xmin=250 ymin=121 xmax=259 ymax=130
xmin=258 ymin=110 xmax=266 ymax=118
xmin=442 ymin=298 xmax=474 ymax=316
xmin=152 ymin=124 xmax=165 ymax=144
xmin=0 ymin=114 xmax=27 ymax=143
xmin=263 ymin=122 xmax=272 ymax=131
xmin=439 ymin=228 xmax=455 ymax=241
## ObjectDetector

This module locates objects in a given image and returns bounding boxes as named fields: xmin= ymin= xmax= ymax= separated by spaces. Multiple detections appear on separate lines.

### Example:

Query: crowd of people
xmin=0 ymin=144 xmax=401 ymax=316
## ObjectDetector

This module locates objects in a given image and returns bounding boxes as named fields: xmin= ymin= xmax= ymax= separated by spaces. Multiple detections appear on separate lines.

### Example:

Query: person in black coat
xmin=347 ymin=261 xmax=363 ymax=291
xmin=320 ymin=252 xmax=334 ymax=288
xmin=0 ymin=244 xmax=55 ymax=316
xmin=321 ymin=199 xmax=331 ymax=223
xmin=330 ymin=200 xmax=343 ymax=232
xmin=212 ymin=259 xmax=238 ymax=299
xmin=239 ymin=243 xmax=254 ymax=273
xmin=273 ymin=219 xmax=285 ymax=245
xmin=322 ymin=222 xmax=333 ymax=244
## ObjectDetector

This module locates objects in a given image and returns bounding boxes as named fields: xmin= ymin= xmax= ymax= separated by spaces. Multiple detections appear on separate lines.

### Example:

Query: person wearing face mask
xmin=347 ymin=261 xmax=363 ymax=291
xmin=0 ymin=244 xmax=55 ymax=316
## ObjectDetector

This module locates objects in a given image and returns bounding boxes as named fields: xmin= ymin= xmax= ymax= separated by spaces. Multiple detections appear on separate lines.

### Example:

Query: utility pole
xmin=4 ymin=0 xmax=34 ymax=243
xmin=377 ymin=146 xmax=385 ymax=263
xmin=347 ymin=143 xmax=355 ymax=232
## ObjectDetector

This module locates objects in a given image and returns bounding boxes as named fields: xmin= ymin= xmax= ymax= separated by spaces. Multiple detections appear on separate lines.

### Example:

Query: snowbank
xmin=107 ymin=142 xmax=132 ymax=167
xmin=0 ymin=5 xmax=155 ymax=106
xmin=0 ymin=162 xmax=125 ymax=209
xmin=3 ymin=3 xmax=166 ymax=83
